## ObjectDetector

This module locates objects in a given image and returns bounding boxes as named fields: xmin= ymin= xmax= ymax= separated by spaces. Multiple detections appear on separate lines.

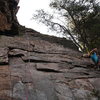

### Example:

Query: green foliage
xmin=33 ymin=0 xmax=100 ymax=52
xmin=74 ymin=10 xmax=100 ymax=50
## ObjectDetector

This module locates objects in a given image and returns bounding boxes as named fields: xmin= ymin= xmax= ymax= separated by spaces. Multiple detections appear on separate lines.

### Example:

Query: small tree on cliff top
xmin=33 ymin=0 xmax=100 ymax=52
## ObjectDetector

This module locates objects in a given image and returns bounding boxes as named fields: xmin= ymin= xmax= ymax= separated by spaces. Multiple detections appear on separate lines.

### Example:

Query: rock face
xmin=0 ymin=0 xmax=19 ymax=35
xmin=0 ymin=0 xmax=100 ymax=100
xmin=0 ymin=30 xmax=100 ymax=100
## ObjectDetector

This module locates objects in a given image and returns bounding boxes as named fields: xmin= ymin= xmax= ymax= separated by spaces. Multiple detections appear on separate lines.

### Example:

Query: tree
xmin=33 ymin=0 xmax=100 ymax=52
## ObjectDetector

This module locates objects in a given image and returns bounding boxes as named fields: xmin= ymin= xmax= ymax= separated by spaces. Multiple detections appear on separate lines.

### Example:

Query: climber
xmin=83 ymin=48 xmax=100 ymax=69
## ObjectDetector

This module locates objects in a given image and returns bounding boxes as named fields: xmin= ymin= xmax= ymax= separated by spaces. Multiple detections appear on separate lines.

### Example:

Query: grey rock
xmin=0 ymin=24 xmax=100 ymax=100
xmin=9 ymin=49 xmax=27 ymax=57
xmin=36 ymin=63 xmax=61 ymax=72
xmin=55 ymin=83 xmax=74 ymax=100
xmin=0 ymin=47 xmax=8 ymax=64
xmin=13 ymin=81 xmax=26 ymax=100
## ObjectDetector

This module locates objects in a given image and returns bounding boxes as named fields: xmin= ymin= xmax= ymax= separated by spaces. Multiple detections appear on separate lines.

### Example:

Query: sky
xmin=17 ymin=0 xmax=63 ymax=37
xmin=17 ymin=0 xmax=100 ymax=37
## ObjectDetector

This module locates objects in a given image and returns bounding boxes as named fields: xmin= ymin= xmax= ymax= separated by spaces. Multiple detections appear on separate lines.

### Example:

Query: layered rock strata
xmin=0 ymin=31 xmax=100 ymax=100
xmin=0 ymin=0 xmax=100 ymax=99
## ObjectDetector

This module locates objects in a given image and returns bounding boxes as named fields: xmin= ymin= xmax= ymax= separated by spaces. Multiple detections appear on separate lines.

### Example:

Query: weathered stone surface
xmin=89 ymin=78 xmax=100 ymax=97
xmin=36 ymin=63 xmax=61 ymax=72
xmin=0 ymin=11 xmax=11 ymax=31
xmin=55 ymin=83 xmax=74 ymax=100
xmin=0 ymin=0 xmax=19 ymax=35
xmin=12 ymin=81 xmax=26 ymax=100
xmin=0 ymin=36 xmax=34 ymax=51
xmin=26 ymin=29 xmax=78 ymax=50
xmin=0 ymin=47 xmax=9 ymax=64
xmin=0 ymin=65 xmax=12 ymax=100
xmin=9 ymin=49 xmax=27 ymax=57
xmin=0 ymin=2 xmax=100 ymax=99
xmin=0 ymin=32 xmax=99 ymax=100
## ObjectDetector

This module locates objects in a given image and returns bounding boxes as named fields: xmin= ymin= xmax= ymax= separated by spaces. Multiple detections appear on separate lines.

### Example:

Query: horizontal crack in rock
xmin=8 ymin=54 xmax=24 ymax=57
xmin=37 ymin=68 xmax=62 ymax=73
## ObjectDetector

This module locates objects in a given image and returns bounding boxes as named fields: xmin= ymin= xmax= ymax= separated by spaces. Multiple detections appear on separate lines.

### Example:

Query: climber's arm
xmin=82 ymin=53 xmax=90 ymax=58
xmin=89 ymin=48 xmax=98 ymax=55
xmin=82 ymin=48 xmax=98 ymax=58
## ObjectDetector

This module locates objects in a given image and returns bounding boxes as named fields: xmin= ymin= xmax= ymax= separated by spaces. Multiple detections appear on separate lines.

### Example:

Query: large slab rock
xmin=0 ymin=28 xmax=100 ymax=100
xmin=55 ymin=82 xmax=74 ymax=100
xmin=8 ymin=41 xmax=34 ymax=51
xmin=36 ymin=63 xmax=61 ymax=72
xmin=0 ymin=36 xmax=34 ymax=51
xmin=9 ymin=49 xmax=27 ymax=57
